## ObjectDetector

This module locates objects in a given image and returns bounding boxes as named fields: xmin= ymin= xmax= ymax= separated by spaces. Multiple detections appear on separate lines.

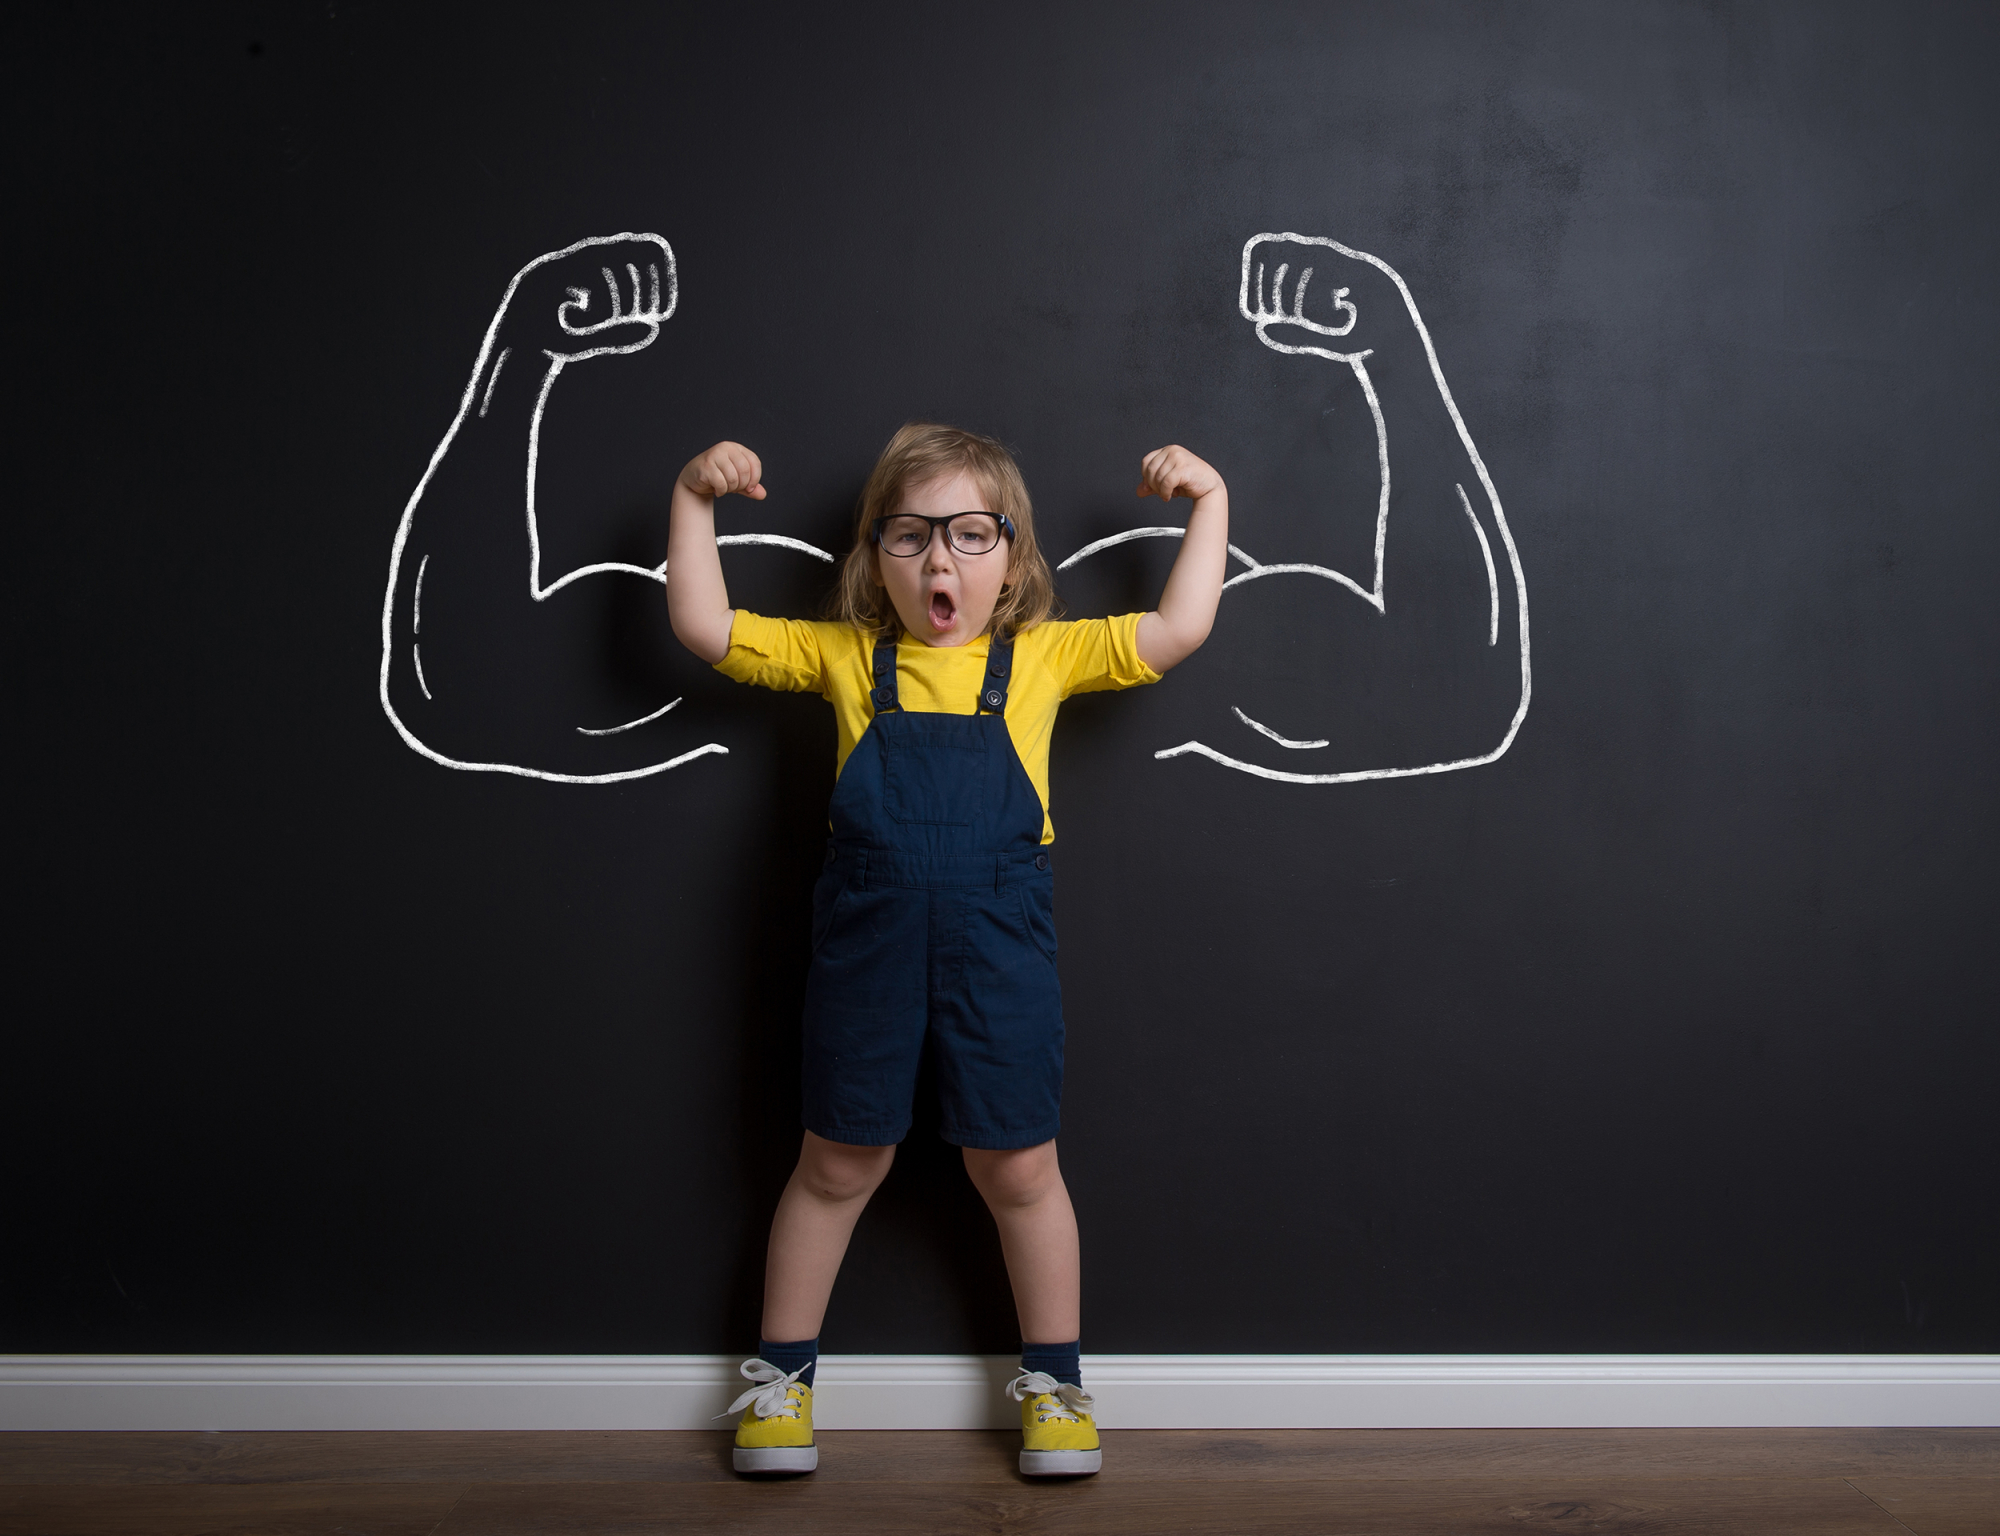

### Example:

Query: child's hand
xmin=680 ymin=442 xmax=767 ymax=502
xmin=1136 ymin=445 xmax=1222 ymax=503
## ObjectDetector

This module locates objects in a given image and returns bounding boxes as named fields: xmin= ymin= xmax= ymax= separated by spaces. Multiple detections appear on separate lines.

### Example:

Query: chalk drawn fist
xmin=495 ymin=233 xmax=677 ymax=364
xmin=1240 ymin=233 xmax=1370 ymax=361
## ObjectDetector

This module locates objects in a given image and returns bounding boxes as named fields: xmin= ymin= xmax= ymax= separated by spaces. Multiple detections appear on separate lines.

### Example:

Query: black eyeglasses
xmin=872 ymin=512 xmax=1015 ymax=558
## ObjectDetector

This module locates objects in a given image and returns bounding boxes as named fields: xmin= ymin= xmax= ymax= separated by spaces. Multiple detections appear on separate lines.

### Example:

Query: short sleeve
xmin=1042 ymin=613 xmax=1162 ymax=699
xmin=715 ymin=610 xmax=831 ymax=696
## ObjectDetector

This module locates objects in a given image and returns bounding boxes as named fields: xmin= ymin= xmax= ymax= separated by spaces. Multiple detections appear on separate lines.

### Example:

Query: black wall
xmin=8 ymin=1 xmax=1996 ymax=1355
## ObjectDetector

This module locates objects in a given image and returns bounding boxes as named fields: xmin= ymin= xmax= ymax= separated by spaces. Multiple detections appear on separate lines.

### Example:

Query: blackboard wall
xmin=8 ymin=1 xmax=1996 ymax=1356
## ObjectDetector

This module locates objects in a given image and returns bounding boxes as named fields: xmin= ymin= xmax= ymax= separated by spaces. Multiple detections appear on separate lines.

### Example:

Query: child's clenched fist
xmin=681 ymin=441 xmax=767 ymax=501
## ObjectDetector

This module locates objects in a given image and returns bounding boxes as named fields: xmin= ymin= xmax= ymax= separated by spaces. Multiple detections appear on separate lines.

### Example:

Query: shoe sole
xmin=733 ymin=1444 xmax=818 ymax=1474
xmin=1020 ymin=1448 xmax=1101 ymax=1476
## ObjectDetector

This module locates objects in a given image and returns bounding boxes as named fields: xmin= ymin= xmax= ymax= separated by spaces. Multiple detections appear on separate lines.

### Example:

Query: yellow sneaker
xmin=1008 ymin=1370 xmax=1101 ymax=1476
xmin=725 ymin=1359 xmax=817 ymax=1474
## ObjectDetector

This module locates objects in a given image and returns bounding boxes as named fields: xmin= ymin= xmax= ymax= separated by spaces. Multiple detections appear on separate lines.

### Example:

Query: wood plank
xmin=1847 ymin=1477 xmax=2000 ymax=1535
xmin=430 ymin=1477 xmax=1908 ymax=1535
xmin=0 ymin=1481 xmax=466 ymax=1536
xmin=3 ymin=1428 xmax=1995 ymax=1485
xmin=1082 ymin=1428 xmax=2000 ymax=1484
xmin=0 ymin=1429 xmax=738 ymax=1485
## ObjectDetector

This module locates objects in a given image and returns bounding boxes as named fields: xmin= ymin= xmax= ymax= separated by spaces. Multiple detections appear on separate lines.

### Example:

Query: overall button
xmin=1034 ymin=853 xmax=1048 ymax=870
xmin=983 ymin=689 xmax=1003 ymax=709
xmin=872 ymin=686 xmax=895 ymax=709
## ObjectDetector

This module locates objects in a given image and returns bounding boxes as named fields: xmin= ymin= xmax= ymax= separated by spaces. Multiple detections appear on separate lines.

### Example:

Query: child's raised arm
xmin=668 ymin=441 xmax=766 ymax=664
xmin=1133 ymin=445 xmax=1229 ymax=673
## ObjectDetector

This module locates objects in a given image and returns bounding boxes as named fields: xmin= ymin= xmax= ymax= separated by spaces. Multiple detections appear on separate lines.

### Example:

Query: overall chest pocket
xmin=882 ymin=736 xmax=988 ymax=825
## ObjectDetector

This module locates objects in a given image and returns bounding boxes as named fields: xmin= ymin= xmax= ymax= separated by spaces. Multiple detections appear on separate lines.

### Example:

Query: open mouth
xmin=928 ymin=590 xmax=957 ymax=632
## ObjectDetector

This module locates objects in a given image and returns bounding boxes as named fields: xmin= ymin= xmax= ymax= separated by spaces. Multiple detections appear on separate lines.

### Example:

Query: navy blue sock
xmin=1020 ymin=1339 xmax=1081 ymax=1389
xmin=758 ymin=1337 xmax=817 ymax=1389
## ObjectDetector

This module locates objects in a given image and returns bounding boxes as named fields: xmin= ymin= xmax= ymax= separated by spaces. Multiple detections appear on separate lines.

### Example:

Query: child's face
xmin=873 ymin=470 xmax=1013 ymax=647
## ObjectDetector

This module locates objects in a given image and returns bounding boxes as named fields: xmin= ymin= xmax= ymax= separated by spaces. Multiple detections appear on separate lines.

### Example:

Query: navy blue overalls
xmin=801 ymin=633 xmax=1063 ymax=1150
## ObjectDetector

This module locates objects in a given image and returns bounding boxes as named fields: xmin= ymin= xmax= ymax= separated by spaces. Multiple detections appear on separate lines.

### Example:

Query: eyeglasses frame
xmin=870 ymin=511 xmax=1016 ymax=558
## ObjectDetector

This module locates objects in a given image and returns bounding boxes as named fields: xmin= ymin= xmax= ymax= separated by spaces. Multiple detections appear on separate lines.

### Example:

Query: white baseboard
xmin=2 ymin=1355 xmax=1995 ymax=1432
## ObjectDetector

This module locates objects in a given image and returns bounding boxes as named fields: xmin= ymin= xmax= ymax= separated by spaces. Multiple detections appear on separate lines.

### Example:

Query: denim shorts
xmin=800 ymin=847 xmax=1062 ymax=1151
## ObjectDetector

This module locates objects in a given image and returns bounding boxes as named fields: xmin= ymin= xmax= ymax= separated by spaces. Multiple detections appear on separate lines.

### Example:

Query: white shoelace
xmin=716 ymin=1357 xmax=809 ymax=1421
xmin=1006 ymin=1370 xmax=1094 ymax=1421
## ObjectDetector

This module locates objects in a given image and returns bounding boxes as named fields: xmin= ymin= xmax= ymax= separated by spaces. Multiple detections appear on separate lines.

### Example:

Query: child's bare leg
xmin=962 ymin=1140 xmax=1080 ymax=1342
xmin=760 ymin=1130 xmax=895 ymax=1341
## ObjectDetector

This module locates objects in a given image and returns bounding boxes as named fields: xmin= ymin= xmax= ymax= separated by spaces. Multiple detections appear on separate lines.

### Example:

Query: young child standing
xmin=666 ymin=423 xmax=1227 ymax=1476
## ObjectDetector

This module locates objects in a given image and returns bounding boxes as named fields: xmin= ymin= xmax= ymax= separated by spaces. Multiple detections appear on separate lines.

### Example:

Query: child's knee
xmin=963 ymin=1141 xmax=1062 ymax=1208
xmin=796 ymin=1135 xmax=894 ymax=1203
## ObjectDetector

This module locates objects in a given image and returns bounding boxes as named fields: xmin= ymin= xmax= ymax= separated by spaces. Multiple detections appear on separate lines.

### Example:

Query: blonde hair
xmin=826 ymin=422 xmax=1060 ymax=640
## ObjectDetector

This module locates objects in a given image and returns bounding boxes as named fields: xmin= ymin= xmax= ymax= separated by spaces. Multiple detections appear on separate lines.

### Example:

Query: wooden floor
xmin=1 ymin=1428 xmax=1994 ymax=1534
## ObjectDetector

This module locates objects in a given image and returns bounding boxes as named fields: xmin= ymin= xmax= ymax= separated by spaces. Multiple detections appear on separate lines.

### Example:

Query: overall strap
xmin=869 ymin=634 xmax=899 ymax=714
xmin=977 ymin=634 xmax=1015 ymax=715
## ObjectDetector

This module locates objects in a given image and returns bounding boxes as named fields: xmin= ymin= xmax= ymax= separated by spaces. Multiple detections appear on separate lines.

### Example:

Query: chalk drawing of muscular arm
xmin=378 ymin=232 xmax=832 ymax=784
xmin=1063 ymin=233 xmax=1530 ymax=782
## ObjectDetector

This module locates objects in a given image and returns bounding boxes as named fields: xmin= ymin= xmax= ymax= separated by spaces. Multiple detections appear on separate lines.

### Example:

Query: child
xmin=666 ymin=423 xmax=1227 ymax=1476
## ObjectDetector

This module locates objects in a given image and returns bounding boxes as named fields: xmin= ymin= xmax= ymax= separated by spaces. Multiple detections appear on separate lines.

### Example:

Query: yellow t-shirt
xmin=717 ymin=612 xmax=1160 ymax=844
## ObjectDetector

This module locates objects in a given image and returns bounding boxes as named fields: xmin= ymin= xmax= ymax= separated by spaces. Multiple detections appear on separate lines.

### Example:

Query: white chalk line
xmin=557 ymin=260 xmax=669 ymax=342
xmin=578 ymin=697 xmax=682 ymax=736
xmin=478 ymin=347 xmax=509 ymax=418
xmin=1062 ymin=524 xmax=1379 ymax=607
xmin=1232 ymin=707 xmax=1327 ymax=749
xmin=529 ymin=533 xmax=838 ymax=601
xmin=717 ymin=533 xmax=836 ymax=562
xmin=1220 ymin=561 xmax=1378 ymax=603
xmin=1352 ymin=357 xmax=1389 ymax=610
xmin=1458 ymin=482 xmax=1499 ymax=647
xmin=1057 ymin=526 xmax=1263 ymax=572
xmin=1247 ymin=258 xmax=1358 ymax=342
xmin=379 ymin=233 xmax=732 ymax=783
xmin=1157 ymin=736 xmax=1507 ymax=784
xmin=1146 ymin=233 xmax=1532 ymax=785
xmin=413 ymin=549 xmax=432 ymax=699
